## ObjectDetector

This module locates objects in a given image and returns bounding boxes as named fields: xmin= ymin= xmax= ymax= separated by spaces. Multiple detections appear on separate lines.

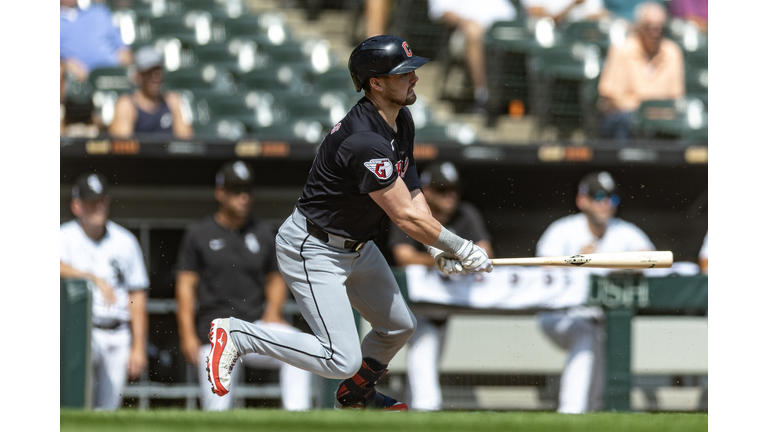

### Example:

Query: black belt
xmin=305 ymin=219 xmax=366 ymax=252
xmin=93 ymin=320 xmax=128 ymax=330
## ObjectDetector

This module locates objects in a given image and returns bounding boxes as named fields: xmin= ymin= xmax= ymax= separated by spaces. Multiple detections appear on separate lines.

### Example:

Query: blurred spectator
xmin=522 ymin=0 xmax=608 ymax=25
xmin=60 ymin=172 xmax=149 ymax=410
xmin=669 ymin=0 xmax=707 ymax=33
xmin=108 ymin=46 xmax=194 ymax=139
xmin=699 ymin=231 xmax=708 ymax=274
xmin=535 ymin=171 xmax=655 ymax=413
xmin=367 ymin=0 xmax=389 ymax=36
xmin=388 ymin=161 xmax=493 ymax=411
xmin=60 ymin=58 xmax=101 ymax=137
xmin=60 ymin=0 xmax=133 ymax=82
xmin=175 ymin=161 xmax=313 ymax=411
xmin=601 ymin=0 xmax=662 ymax=22
xmin=597 ymin=1 xmax=684 ymax=140
xmin=427 ymin=0 xmax=517 ymax=114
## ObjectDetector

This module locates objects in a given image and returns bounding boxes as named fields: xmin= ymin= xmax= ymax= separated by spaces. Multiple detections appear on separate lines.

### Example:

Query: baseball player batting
xmin=205 ymin=35 xmax=492 ymax=411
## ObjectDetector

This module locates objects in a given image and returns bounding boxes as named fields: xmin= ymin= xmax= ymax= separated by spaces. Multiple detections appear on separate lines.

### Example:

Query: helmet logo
xmin=402 ymin=41 xmax=412 ymax=57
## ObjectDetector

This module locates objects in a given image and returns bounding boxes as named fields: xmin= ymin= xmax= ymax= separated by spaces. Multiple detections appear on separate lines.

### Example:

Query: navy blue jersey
xmin=296 ymin=96 xmax=421 ymax=241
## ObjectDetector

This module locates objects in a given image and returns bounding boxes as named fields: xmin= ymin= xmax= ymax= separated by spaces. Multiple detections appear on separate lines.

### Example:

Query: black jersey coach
xmin=205 ymin=36 xmax=493 ymax=412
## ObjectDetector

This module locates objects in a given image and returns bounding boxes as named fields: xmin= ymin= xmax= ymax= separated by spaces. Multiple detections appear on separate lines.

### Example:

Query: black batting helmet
xmin=348 ymin=35 xmax=429 ymax=93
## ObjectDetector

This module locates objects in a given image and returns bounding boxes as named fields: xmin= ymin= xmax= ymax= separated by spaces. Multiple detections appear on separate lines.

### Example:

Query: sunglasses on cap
xmin=591 ymin=190 xmax=621 ymax=207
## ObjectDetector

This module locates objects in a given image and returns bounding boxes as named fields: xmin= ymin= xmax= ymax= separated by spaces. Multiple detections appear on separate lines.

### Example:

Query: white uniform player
xmin=535 ymin=171 xmax=654 ymax=414
xmin=60 ymin=172 xmax=149 ymax=411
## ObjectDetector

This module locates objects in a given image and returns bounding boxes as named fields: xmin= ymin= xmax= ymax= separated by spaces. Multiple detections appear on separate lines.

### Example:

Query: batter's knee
xmin=326 ymin=349 xmax=363 ymax=379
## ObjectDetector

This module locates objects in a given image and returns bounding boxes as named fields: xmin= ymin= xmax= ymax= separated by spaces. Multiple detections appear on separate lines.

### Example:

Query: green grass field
xmin=60 ymin=409 xmax=707 ymax=432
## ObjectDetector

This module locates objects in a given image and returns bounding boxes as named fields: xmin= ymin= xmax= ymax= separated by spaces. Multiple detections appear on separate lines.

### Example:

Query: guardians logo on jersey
xmin=364 ymin=158 xmax=410 ymax=180
xmin=365 ymin=158 xmax=394 ymax=179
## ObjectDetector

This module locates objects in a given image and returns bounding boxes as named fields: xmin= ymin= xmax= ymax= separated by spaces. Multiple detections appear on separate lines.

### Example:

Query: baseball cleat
xmin=333 ymin=357 xmax=408 ymax=411
xmin=334 ymin=382 xmax=409 ymax=411
xmin=206 ymin=318 xmax=240 ymax=397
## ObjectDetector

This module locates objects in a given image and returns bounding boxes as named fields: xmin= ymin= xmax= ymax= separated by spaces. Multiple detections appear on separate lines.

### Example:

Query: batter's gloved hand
xmin=456 ymin=242 xmax=493 ymax=273
xmin=427 ymin=246 xmax=463 ymax=276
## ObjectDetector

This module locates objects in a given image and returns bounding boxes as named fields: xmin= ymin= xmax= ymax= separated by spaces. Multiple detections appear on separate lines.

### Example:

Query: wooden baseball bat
xmin=490 ymin=251 xmax=673 ymax=269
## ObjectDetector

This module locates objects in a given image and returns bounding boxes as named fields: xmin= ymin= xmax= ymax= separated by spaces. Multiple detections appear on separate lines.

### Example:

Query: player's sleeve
xmin=59 ymin=224 xmax=72 ymax=264
xmin=459 ymin=203 xmax=492 ymax=243
xmin=535 ymin=220 xmax=566 ymax=258
xmin=624 ymin=223 xmax=656 ymax=251
xmin=125 ymin=235 xmax=149 ymax=291
xmin=339 ymin=132 xmax=401 ymax=194
xmin=175 ymin=227 xmax=201 ymax=273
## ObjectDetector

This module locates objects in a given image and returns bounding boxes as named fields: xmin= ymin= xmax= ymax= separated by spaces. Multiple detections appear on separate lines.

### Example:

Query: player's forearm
xmin=128 ymin=290 xmax=148 ymax=350
xmin=263 ymin=273 xmax=287 ymax=318
xmin=60 ymin=261 xmax=96 ymax=281
xmin=175 ymin=273 xmax=199 ymax=340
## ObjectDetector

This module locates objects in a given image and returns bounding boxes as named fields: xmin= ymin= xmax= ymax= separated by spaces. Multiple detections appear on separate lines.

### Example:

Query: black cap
xmin=578 ymin=171 xmax=618 ymax=197
xmin=420 ymin=161 xmax=461 ymax=188
xmin=215 ymin=160 xmax=255 ymax=188
xmin=72 ymin=172 xmax=109 ymax=200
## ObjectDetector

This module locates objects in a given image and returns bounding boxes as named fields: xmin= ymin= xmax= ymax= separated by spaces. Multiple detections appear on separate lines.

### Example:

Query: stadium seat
xmin=193 ymin=91 xmax=280 ymax=132
xmin=631 ymin=97 xmax=707 ymax=143
xmin=278 ymin=92 xmax=350 ymax=128
xmin=163 ymin=64 xmax=238 ymax=95
xmin=527 ymin=41 xmax=603 ymax=138
xmin=255 ymin=119 xmax=325 ymax=144
xmin=194 ymin=117 xmax=248 ymax=140
xmin=311 ymin=65 xmax=359 ymax=101
xmin=484 ymin=19 xmax=550 ymax=123
xmin=560 ymin=19 xmax=630 ymax=56
xmin=218 ymin=12 xmax=292 ymax=43
xmin=139 ymin=11 xmax=222 ymax=46
xmin=685 ymin=66 xmax=707 ymax=109
xmin=236 ymin=64 xmax=308 ymax=95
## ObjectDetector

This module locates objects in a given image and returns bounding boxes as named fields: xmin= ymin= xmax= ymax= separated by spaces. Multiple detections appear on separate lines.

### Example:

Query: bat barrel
xmin=490 ymin=251 xmax=674 ymax=269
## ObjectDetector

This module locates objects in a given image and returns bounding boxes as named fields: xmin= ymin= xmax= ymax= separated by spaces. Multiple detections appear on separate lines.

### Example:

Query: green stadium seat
xmin=163 ymin=65 xmax=238 ymax=94
xmin=255 ymin=120 xmax=325 ymax=144
xmin=527 ymin=42 xmax=603 ymax=137
xmin=388 ymin=0 xmax=448 ymax=60
xmin=193 ymin=91 xmax=276 ymax=132
xmin=631 ymin=97 xmax=707 ymax=143
xmin=685 ymin=66 xmax=707 ymax=109
xmin=218 ymin=12 xmax=292 ymax=43
xmin=311 ymin=66 xmax=359 ymax=101
xmin=193 ymin=117 xmax=248 ymax=140
xmin=236 ymin=64 xmax=307 ymax=95
xmin=560 ymin=19 xmax=629 ymax=56
xmin=484 ymin=19 xmax=548 ymax=123
xmin=138 ymin=11 xmax=223 ymax=46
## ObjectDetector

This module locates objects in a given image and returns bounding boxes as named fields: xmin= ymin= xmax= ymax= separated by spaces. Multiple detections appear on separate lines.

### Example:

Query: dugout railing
xmin=61 ymin=273 xmax=707 ymax=411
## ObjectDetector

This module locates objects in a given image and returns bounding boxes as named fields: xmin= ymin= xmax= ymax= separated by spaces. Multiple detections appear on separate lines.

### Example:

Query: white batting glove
xmin=427 ymin=246 xmax=464 ymax=276
xmin=456 ymin=243 xmax=493 ymax=273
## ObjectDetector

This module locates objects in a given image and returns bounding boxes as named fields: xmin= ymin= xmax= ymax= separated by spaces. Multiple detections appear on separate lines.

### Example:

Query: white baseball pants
xmin=537 ymin=310 xmax=605 ymax=413
xmin=90 ymin=326 xmax=131 ymax=411
xmin=405 ymin=316 xmax=447 ymax=411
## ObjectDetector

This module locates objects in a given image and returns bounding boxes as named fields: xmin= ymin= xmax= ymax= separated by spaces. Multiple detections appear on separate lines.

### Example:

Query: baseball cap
xmin=215 ymin=160 xmax=255 ymax=189
xmin=578 ymin=171 xmax=621 ymax=203
xmin=72 ymin=172 xmax=109 ymax=201
xmin=420 ymin=161 xmax=461 ymax=189
xmin=135 ymin=46 xmax=164 ymax=73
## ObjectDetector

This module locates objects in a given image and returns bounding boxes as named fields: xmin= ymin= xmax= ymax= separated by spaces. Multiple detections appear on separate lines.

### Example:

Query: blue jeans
xmin=599 ymin=111 xmax=634 ymax=142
